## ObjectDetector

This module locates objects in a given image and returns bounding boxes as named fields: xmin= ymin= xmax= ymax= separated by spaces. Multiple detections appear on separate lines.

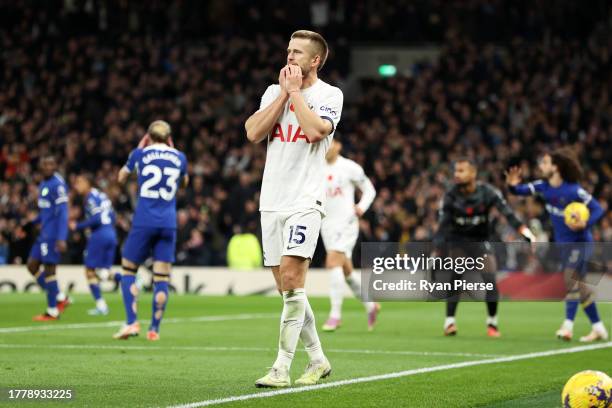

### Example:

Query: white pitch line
xmin=167 ymin=342 xmax=612 ymax=408
xmin=0 ymin=343 xmax=502 ymax=358
xmin=0 ymin=313 xmax=276 ymax=334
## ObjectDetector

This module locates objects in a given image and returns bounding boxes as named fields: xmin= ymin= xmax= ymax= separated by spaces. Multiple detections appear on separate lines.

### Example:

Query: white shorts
xmin=321 ymin=217 xmax=359 ymax=258
xmin=260 ymin=209 xmax=322 ymax=267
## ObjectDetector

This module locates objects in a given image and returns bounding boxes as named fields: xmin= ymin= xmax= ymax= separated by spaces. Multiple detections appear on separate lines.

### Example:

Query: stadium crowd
xmin=1 ymin=0 xmax=610 ymax=266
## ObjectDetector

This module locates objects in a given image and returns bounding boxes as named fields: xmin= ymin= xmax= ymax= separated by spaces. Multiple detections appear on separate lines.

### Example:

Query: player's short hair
xmin=550 ymin=147 xmax=582 ymax=183
xmin=291 ymin=30 xmax=329 ymax=71
xmin=454 ymin=157 xmax=477 ymax=169
xmin=148 ymin=120 xmax=172 ymax=143
xmin=77 ymin=172 xmax=95 ymax=186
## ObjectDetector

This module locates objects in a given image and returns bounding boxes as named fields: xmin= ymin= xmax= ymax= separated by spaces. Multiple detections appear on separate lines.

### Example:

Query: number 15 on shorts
xmin=288 ymin=225 xmax=306 ymax=248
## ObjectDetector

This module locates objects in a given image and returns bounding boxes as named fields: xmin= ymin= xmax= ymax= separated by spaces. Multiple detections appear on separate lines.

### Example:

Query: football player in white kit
xmin=320 ymin=140 xmax=379 ymax=332
xmin=245 ymin=30 xmax=343 ymax=388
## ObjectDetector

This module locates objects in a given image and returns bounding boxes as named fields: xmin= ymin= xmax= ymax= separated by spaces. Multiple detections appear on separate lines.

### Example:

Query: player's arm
xmin=353 ymin=169 xmax=376 ymax=216
xmin=245 ymin=68 xmax=290 ymax=144
xmin=578 ymin=187 xmax=605 ymax=229
xmin=432 ymin=193 xmax=453 ymax=247
xmin=118 ymin=148 xmax=140 ymax=185
xmin=505 ymin=166 xmax=545 ymax=196
xmin=55 ymin=185 xmax=69 ymax=252
xmin=489 ymin=185 xmax=536 ymax=242
xmin=286 ymin=66 xmax=342 ymax=143
xmin=76 ymin=201 xmax=102 ymax=230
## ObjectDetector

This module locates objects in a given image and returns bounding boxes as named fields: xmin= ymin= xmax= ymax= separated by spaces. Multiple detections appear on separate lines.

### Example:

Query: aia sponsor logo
xmin=327 ymin=187 xmax=343 ymax=197
xmin=271 ymin=123 xmax=310 ymax=143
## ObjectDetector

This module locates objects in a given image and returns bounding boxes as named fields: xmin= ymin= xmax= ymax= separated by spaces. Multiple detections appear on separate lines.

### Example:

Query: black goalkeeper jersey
xmin=434 ymin=182 xmax=523 ymax=243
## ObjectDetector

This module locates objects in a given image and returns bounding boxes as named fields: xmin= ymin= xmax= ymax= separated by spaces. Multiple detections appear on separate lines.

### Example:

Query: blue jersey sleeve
xmin=54 ymin=184 xmax=69 ymax=241
xmin=124 ymin=149 xmax=142 ymax=173
xmin=180 ymin=152 xmax=188 ymax=177
xmin=76 ymin=198 xmax=102 ymax=230
xmin=576 ymin=187 xmax=605 ymax=229
xmin=509 ymin=180 xmax=547 ymax=196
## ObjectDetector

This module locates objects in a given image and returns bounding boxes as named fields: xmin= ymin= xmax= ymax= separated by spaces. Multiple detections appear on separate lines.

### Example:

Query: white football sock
xmin=592 ymin=321 xmax=606 ymax=332
xmin=329 ymin=267 xmax=344 ymax=319
xmin=96 ymin=299 xmax=108 ymax=311
xmin=56 ymin=292 xmax=66 ymax=302
xmin=47 ymin=307 xmax=59 ymax=317
xmin=486 ymin=315 xmax=498 ymax=327
xmin=346 ymin=272 xmax=375 ymax=312
xmin=562 ymin=319 xmax=574 ymax=331
xmin=273 ymin=289 xmax=306 ymax=370
xmin=444 ymin=317 xmax=456 ymax=328
xmin=300 ymin=295 xmax=325 ymax=363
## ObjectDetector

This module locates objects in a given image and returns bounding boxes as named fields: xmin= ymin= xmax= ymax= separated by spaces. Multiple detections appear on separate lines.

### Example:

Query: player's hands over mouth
xmin=285 ymin=65 xmax=303 ymax=93
xmin=504 ymin=166 xmax=522 ymax=186
xmin=55 ymin=240 xmax=67 ymax=253
xmin=68 ymin=221 xmax=77 ymax=231
xmin=278 ymin=65 xmax=289 ymax=95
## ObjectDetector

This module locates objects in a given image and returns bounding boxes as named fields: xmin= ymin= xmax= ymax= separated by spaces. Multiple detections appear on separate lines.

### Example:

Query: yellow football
xmin=561 ymin=370 xmax=612 ymax=408
xmin=564 ymin=202 xmax=590 ymax=227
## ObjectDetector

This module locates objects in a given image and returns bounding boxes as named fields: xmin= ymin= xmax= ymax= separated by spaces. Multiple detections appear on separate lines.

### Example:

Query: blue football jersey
xmin=510 ymin=180 xmax=604 ymax=242
xmin=35 ymin=173 xmax=69 ymax=241
xmin=76 ymin=188 xmax=117 ymax=236
xmin=123 ymin=144 xmax=187 ymax=229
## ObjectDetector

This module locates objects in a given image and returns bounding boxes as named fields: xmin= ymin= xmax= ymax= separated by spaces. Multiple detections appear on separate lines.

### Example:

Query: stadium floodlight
xmin=378 ymin=64 xmax=397 ymax=77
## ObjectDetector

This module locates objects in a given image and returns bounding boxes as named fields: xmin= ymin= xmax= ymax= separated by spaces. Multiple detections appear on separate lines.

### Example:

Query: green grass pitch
xmin=0 ymin=293 xmax=610 ymax=407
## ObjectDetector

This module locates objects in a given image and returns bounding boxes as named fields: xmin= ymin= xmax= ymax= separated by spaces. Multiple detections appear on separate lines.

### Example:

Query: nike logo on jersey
xmin=286 ymin=245 xmax=300 ymax=250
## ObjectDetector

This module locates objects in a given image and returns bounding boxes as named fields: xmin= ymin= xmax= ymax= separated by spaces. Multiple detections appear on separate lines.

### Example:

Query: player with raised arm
xmin=434 ymin=158 xmax=536 ymax=337
xmin=27 ymin=155 xmax=71 ymax=321
xmin=113 ymin=121 xmax=188 ymax=341
xmin=70 ymin=174 xmax=119 ymax=316
xmin=320 ymin=139 xmax=379 ymax=332
xmin=506 ymin=148 xmax=607 ymax=342
xmin=245 ymin=30 xmax=343 ymax=388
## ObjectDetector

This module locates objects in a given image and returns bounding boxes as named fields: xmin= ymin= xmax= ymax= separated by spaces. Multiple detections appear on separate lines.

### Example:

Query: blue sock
xmin=150 ymin=280 xmax=169 ymax=333
xmin=36 ymin=272 xmax=47 ymax=290
xmin=89 ymin=283 xmax=102 ymax=301
xmin=46 ymin=277 xmax=59 ymax=309
xmin=120 ymin=274 xmax=138 ymax=324
xmin=565 ymin=299 xmax=579 ymax=321
xmin=583 ymin=302 xmax=601 ymax=324
xmin=113 ymin=272 xmax=122 ymax=284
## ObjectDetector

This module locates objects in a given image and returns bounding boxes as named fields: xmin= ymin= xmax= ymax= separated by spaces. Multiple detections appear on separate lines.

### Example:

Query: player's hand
xmin=138 ymin=133 xmax=151 ymax=148
xmin=55 ymin=240 xmax=67 ymax=253
xmin=355 ymin=205 xmax=364 ymax=217
xmin=285 ymin=65 xmax=303 ymax=93
xmin=69 ymin=221 xmax=77 ymax=231
xmin=278 ymin=65 xmax=289 ymax=94
xmin=567 ymin=217 xmax=587 ymax=231
xmin=504 ymin=166 xmax=522 ymax=186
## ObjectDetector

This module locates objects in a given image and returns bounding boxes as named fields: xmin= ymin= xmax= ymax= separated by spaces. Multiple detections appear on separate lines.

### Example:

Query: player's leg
xmin=322 ymin=250 xmax=345 ymax=331
xmin=342 ymin=256 xmax=380 ymax=331
xmin=255 ymin=212 xmax=292 ymax=387
xmin=27 ymin=256 xmax=45 ymax=289
xmin=282 ymin=210 xmax=330 ymax=386
xmin=557 ymin=246 xmax=585 ymax=340
xmin=482 ymin=253 xmax=500 ymax=338
xmin=147 ymin=228 xmax=177 ymax=340
xmin=32 ymin=263 xmax=60 ymax=321
xmin=114 ymin=227 xmax=149 ymax=339
xmin=85 ymin=267 xmax=108 ymax=316
xmin=575 ymin=245 xmax=608 ymax=341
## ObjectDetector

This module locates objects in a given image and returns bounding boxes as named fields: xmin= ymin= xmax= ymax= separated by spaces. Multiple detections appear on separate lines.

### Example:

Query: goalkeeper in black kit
xmin=433 ymin=158 xmax=536 ymax=338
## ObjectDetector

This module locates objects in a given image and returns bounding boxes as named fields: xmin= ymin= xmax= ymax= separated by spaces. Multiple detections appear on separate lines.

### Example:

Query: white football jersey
xmin=258 ymin=79 xmax=343 ymax=214
xmin=324 ymin=156 xmax=376 ymax=225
